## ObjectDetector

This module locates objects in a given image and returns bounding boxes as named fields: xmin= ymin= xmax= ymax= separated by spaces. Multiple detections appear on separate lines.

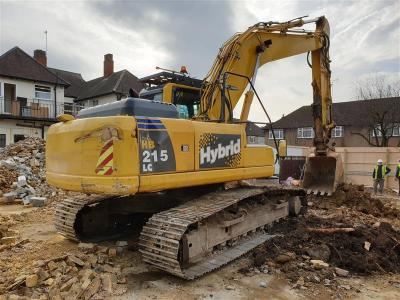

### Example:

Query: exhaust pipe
xmin=301 ymin=151 xmax=344 ymax=196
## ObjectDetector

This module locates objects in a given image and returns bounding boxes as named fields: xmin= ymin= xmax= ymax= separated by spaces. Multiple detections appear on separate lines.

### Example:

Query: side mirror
xmin=278 ymin=140 xmax=287 ymax=158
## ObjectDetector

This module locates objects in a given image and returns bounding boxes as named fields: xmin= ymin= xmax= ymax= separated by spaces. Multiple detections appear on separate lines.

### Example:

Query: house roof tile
xmin=75 ymin=70 xmax=144 ymax=101
xmin=0 ymin=47 xmax=68 ymax=86
xmin=48 ymin=68 xmax=85 ymax=98
xmin=269 ymin=97 xmax=400 ymax=129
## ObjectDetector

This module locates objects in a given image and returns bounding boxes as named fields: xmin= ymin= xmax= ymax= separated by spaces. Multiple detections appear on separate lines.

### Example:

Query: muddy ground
xmin=1 ymin=184 xmax=400 ymax=299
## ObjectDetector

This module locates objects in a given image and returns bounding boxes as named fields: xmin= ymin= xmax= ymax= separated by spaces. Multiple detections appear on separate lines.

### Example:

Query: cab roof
xmin=140 ymin=71 xmax=203 ymax=89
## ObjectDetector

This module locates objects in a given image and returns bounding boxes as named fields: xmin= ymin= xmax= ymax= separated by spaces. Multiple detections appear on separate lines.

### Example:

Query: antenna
xmin=44 ymin=30 xmax=48 ymax=53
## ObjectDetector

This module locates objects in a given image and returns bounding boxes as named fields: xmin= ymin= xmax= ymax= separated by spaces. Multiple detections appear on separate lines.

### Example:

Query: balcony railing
xmin=0 ymin=97 xmax=83 ymax=120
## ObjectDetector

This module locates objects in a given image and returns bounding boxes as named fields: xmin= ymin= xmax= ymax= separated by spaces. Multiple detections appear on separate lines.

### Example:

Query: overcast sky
xmin=0 ymin=0 xmax=399 ymax=122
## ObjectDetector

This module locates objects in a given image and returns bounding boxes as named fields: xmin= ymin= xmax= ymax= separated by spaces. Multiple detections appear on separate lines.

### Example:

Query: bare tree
xmin=351 ymin=75 xmax=400 ymax=147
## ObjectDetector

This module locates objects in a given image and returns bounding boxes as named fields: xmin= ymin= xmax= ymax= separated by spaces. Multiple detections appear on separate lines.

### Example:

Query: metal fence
xmin=0 ymin=97 xmax=82 ymax=119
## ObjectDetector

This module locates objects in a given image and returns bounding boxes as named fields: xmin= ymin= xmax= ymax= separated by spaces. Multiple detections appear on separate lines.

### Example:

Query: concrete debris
xmin=25 ymin=274 xmax=38 ymax=288
xmin=259 ymin=281 xmax=267 ymax=288
xmin=31 ymin=197 xmax=47 ymax=207
xmin=17 ymin=176 xmax=27 ymax=187
xmin=116 ymin=241 xmax=129 ymax=255
xmin=68 ymin=255 xmax=85 ymax=267
xmin=3 ymin=244 xmax=128 ymax=298
xmin=306 ymin=244 xmax=331 ymax=261
xmin=108 ymin=248 xmax=117 ymax=257
xmin=2 ymin=192 xmax=18 ymax=203
xmin=335 ymin=267 xmax=349 ymax=277
xmin=0 ymin=236 xmax=17 ymax=245
xmin=364 ymin=241 xmax=371 ymax=251
xmin=275 ymin=252 xmax=296 ymax=264
xmin=0 ymin=138 xmax=68 ymax=206
xmin=310 ymin=260 xmax=330 ymax=270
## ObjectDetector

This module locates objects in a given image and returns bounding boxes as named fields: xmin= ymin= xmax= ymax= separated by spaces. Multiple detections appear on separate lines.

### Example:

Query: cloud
xmin=0 ymin=0 xmax=172 ymax=79
xmin=0 ymin=0 xmax=398 ymax=122
xmin=88 ymin=0 xmax=233 ymax=78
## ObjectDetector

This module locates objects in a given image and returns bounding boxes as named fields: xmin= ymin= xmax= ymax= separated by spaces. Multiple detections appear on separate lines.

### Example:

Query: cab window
xmin=173 ymin=87 xmax=200 ymax=119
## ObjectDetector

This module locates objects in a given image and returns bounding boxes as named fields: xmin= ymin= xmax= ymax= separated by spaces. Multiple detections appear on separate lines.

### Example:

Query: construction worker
xmin=395 ymin=159 xmax=400 ymax=196
xmin=372 ymin=159 xmax=391 ymax=194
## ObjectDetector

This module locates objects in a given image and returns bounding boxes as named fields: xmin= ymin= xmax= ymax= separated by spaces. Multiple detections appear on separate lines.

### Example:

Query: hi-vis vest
xmin=373 ymin=165 xmax=387 ymax=179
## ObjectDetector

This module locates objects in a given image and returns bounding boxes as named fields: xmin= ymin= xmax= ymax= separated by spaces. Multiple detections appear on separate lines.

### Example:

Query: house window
xmin=392 ymin=124 xmax=399 ymax=137
xmin=268 ymin=129 xmax=284 ymax=140
xmin=63 ymin=103 xmax=73 ymax=115
xmin=372 ymin=125 xmax=382 ymax=137
xmin=297 ymin=127 xmax=314 ymax=139
xmin=0 ymin=134 xmax=6 ymax=148
xmin=14 ymin=134 xmax=25 ymax=143
xmin=332 ymin=126 xmax=343 ymax=138
xmin=35 ymin=85 xmax=51 ymax=100
xmin=91 ymin=99 xmax=99 ymax=107
xmin=248 ymin=136 xmax=256 ymax=144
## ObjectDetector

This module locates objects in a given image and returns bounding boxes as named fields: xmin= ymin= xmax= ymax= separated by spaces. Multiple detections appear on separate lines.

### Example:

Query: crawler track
xmin=54 ymin=183 xmax=305 ymax=279
xmin=54 ymin=195 xmax=109 ymax=241
xmin=139 ymin=185 xmax=304 ymax=279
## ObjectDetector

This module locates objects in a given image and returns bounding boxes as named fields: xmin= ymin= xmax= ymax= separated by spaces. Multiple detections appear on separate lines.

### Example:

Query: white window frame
xmin=332 ymin=126 xmax=343 ymax=138
xmin=392 ymin=123 xmax=399 ymax=137
xmin=248 ymin=136 xmax=256 ymax=144
xmin=35 ymin=85 xmax=52 ymax=100
xmin=0 ymin=82 xmax=3 ymax=97
xmin=268 ymin=129 xmax=284 ymax=140
xmin=91 ymin=99 xmax=99 ymax=107
xmin=297 ymin=127 xmax=314 ymax=139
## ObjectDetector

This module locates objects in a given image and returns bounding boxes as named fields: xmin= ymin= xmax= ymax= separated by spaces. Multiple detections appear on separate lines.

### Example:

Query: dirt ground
xmin=1 ymin=184 xmax=400 ymax=299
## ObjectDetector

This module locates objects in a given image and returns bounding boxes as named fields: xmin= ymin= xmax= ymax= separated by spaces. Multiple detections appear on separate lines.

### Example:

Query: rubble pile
xmin=0 ymin=138 xmax=59 ymax=206
xmin=242 ymin=184 xmax=400 ymax=293
xmin=309 ymin=183 xmax=400 ymax=218
xmin=2 ymin=242 xmax=131 ymax=299
xmin=244 ymin=216 xmax=400 ymax=292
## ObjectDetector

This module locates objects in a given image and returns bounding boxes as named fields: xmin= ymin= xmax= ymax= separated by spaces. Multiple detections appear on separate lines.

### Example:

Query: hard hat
xmin=377 ymin=159 xmax=383 ymax=164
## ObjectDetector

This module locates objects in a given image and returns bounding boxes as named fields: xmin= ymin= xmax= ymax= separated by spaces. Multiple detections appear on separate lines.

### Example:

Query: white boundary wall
xmin=337 ymin=147 xmax=400 ymax=190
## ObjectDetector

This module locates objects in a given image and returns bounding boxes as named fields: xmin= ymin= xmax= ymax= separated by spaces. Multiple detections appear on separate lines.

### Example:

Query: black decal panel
xmin=136 ymin=117 xmax=176 ymax=174
xmin=199 ymin=133 xmax=241 ymax=169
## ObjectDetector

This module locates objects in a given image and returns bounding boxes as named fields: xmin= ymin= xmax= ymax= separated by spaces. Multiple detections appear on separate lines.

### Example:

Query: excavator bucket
xmin=301 ymin=151 xmax=344 ymax=196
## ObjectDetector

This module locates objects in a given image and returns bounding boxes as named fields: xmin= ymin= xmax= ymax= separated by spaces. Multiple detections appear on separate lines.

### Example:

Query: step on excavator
xmin=47 ymin=16 xmax=343 ymax=279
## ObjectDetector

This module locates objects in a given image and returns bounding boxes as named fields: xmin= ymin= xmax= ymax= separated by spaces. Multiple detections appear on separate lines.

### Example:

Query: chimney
xmin=103 ymin=54 xmax=114 ymax=77
xmin=34 ymin=49 xmax=47 ymax=67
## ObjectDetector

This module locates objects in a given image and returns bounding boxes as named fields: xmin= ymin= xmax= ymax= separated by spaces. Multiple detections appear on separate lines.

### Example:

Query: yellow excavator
xmin=47 ymin=16 xmax=343 ymax=279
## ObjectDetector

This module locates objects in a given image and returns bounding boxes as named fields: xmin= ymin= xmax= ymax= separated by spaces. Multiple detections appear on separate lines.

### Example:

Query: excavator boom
xmin=196 ymin=16 xmax=343 ymax=194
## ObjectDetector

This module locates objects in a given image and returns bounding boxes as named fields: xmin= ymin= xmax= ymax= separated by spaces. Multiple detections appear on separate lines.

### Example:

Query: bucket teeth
xmin=306 ymin=189 xmax=332 ymax=196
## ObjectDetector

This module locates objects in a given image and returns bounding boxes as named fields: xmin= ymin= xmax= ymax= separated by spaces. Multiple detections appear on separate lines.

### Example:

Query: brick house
xmin=265 ymin=97 xmax=400 ymax=147
xmin=243 ymin=121 xmax=266 ymax=145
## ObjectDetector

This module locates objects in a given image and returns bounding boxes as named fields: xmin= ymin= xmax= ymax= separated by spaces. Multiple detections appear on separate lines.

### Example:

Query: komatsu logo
xmin=200 ymin=138 xmax=240 ymax=165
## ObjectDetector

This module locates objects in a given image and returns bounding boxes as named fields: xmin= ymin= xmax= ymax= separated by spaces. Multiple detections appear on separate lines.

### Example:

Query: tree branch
xmin=351 ymin=132 xmax=379 ymax=147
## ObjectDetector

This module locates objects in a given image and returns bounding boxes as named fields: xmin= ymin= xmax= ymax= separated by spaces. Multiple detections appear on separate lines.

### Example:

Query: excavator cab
xmin=139 ymin=71 xmax=202 ymax=119
xmin=301 ymin=151 xmax=344 ymax=196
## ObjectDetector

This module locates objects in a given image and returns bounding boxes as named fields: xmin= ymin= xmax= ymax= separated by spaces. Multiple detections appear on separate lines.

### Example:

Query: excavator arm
xmin=198 ymin=16 xmax=334 ymax=155
xmin=198 ymin=16 xmax=343 ymax=195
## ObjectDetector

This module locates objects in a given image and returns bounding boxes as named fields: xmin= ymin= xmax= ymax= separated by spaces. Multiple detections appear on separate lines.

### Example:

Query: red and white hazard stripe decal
xmin=95 ymin=140 xmax=114 ymax=175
